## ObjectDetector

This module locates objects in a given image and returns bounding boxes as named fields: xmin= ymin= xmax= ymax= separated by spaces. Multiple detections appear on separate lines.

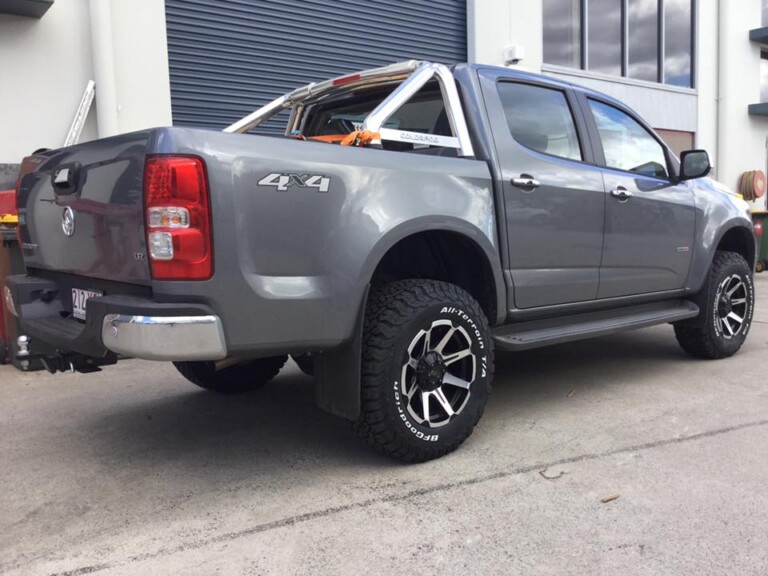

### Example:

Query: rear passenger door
xmin=581 ymin=97 xmax=696 ymax=299
xmin=479 ymin=71 xmax=605 ymax=309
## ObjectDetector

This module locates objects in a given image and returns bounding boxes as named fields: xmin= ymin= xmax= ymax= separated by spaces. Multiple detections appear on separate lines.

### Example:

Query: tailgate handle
xmin=52 ymin=163 xmax=82 ymax=195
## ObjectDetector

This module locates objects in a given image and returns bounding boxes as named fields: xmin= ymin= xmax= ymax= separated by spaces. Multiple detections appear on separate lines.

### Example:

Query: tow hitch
xmin=15 ymin=335 xmax=116 ymax=374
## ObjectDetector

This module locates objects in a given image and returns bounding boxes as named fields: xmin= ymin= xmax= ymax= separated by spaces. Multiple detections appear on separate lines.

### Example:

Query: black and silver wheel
xmin=354 ymin=279 xmax=493 ymax=462
xmin=173 ymin=355 xmax=288 ymax=393
xmin=674 ymin=251 xmax=754 ymax=359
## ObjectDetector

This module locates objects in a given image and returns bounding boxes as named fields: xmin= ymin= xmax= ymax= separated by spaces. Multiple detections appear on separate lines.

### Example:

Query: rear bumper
xmin=102 ymin=314 xmax=226 ymax=360
xmin=4 ymin=273 xmax=227 ymax=363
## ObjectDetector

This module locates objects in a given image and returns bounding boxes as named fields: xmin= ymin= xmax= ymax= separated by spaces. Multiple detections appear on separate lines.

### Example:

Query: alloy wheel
xmin=715 ymin=274 xmax=749 ymax=339
xmin=399 ymin=319 xmax=477 ymax=428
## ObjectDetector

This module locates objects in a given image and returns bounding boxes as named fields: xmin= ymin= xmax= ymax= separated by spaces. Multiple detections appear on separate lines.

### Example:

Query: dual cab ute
xmin=4 ymin=61 xmax=755 ymax=461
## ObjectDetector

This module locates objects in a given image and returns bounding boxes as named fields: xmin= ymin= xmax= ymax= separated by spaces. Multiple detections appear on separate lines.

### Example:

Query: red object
xmin=332 ymin=73 xmax=362 ymax=86
xmin=1 ymin=189 xmax=18 ymax=362
xmin=0 ymin=189 xmax=16 ymax=216
xmin=754 ymin=171 xmax=766 ymax=198
xmin=143 ymin=156 xmax=213 ymax=280
xmin=755 ymin=221 xmax=763 ymax=237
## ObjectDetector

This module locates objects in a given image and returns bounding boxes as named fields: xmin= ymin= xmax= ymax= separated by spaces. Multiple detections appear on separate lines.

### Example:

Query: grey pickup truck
xmin=4 ymin=61 xmax=756 ymax=461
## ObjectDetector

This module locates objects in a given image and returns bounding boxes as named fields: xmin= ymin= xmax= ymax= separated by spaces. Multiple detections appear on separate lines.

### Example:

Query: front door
xmin=583 ymin=97 xmax=696 ymax=299
xmin=481 ymin=73 xmax=606 ymax=309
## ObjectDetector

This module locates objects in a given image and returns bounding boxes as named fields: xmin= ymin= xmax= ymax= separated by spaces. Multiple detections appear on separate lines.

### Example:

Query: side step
xmin=492 ymin=300 xmax=699 ymax=351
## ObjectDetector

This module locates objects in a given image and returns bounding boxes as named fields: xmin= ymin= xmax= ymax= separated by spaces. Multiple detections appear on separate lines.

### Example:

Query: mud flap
xmin=675 ymin=281 xmax=714 ymax=329
xmin=314 ymin=285 xmax=369 ymax=420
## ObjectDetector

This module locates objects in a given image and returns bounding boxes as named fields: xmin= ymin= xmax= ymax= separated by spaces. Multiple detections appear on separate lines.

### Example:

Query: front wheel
xmin=674 ymin=251 xmax=754 ymax=359
xmin=353 ymin=279 xmax=493 ymax=463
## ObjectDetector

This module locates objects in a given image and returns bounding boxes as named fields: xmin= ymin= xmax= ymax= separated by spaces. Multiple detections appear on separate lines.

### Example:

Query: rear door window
xmin=497 ymin=82 xmax=583 ymax=162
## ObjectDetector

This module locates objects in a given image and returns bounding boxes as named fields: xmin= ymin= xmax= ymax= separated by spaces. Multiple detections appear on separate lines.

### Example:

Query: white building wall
xmin=702 ymin=0 xmax=768 ymax=198
xmin=110 ymin=0 xmax=172 ymax=136
xmin=468 ymin=0 xmax=544 ymax=71
xmin=696 ymin=0 xmax=719 ymax=169
xmin=0 ymin=1 xmax=97 ymax=162
xmin=0 ymin=0 xmax=172 ymax=164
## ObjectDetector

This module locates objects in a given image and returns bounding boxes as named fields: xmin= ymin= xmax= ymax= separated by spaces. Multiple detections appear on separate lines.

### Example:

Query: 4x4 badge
xmin=61 ymin=207 xmax=75 ymax=237
xmin=258 ymin=173 xmax=330 ymax=193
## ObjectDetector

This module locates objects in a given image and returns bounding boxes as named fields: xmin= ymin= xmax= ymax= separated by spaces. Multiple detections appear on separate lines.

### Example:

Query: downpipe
xmin=89 ymin=0 xmax=119 ymax=138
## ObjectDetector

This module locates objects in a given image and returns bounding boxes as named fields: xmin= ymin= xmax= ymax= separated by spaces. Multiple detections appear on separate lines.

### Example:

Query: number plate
xmin=72 ymin=288 xmax=102 ymax=320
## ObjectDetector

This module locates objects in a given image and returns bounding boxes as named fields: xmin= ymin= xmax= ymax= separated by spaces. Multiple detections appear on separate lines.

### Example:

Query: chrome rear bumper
xmin=102 ymin=314 xmax=227 ymax=361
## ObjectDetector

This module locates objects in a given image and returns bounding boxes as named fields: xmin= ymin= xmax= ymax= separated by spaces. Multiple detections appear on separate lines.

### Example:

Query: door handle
xmin=511 ymin=175 xmax=540 ymax=190
xmin=610 ymin=187 xmax=633 ymax=201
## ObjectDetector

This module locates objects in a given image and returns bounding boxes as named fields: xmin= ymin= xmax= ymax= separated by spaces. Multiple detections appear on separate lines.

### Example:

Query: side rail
xmin=223 ymin=61 xmax=475 ymax=158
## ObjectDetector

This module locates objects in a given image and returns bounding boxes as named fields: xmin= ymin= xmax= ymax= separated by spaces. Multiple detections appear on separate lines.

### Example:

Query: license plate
xmin=72 ymin=288 xmax=102 ymax=320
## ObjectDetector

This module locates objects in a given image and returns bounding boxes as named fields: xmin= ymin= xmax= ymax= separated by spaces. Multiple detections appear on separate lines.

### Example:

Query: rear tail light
xmin=147 ymin=206 xmax=190 ymax=228
xmin=143 ymin=156 xmax=213 ymax=280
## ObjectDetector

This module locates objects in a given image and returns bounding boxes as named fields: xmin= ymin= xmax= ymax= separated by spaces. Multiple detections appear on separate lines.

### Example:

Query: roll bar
xmin=223 ymin=61 xmax=475 ymax=157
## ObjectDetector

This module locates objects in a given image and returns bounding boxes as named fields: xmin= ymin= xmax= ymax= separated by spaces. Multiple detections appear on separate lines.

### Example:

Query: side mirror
xmin=679 ymin=150 xmax=711 ymax=181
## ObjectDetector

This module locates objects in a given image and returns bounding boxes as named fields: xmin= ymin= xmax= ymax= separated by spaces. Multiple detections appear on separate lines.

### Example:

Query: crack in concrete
xmin=45 ymin=417 xmax=768 ymax=576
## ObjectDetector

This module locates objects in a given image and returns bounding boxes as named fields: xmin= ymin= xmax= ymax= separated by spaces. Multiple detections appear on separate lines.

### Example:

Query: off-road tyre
xmin=353 ymin=279 xmax=493 ymax=463
xmin=291 ymin=354 xmax=315 ymax=376
xmin=674 ymin=251 xmax=754 ymax=359
xmin=173 ymin=355 xmax=288 ymax=393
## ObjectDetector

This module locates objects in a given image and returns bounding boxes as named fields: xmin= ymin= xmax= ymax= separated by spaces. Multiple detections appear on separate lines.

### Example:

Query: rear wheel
xmin=353 ymin=279 xmax=493 ymax=463
xmin=291 ymin=353 xmax=315 ymax=376
xmin=674 ymin=251 xmax=754 ymax=359
xmin=173 ymin=355 xmax=288 ymax=393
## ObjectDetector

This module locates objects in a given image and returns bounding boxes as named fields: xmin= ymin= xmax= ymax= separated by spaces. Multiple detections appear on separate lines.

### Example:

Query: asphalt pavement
xmin=2 ymin=277 xmax=768 ymax=575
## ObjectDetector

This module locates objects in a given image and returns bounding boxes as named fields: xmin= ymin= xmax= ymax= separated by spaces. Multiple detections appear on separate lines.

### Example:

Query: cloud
xmin=543 ymin=0 xmax=692 ymax=86
xmin=587 ymin=0 xmax=621 ymax=74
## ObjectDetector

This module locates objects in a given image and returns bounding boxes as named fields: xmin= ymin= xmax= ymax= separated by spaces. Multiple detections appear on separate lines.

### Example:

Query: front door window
xmin=588 ymin=99 xmax=669 ymax=179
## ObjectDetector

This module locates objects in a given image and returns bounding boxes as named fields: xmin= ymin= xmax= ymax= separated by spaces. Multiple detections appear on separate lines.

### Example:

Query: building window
xmin=588 ymin=0 xmax=622 ymax=76
xmin=664 ymin=0 xmax=693 ymax=86
xmin=543 ymin=0 xmax=695 ymax=88
xmin=761 ymin=51 xmax=768 ymax=103
xmin=628 ymin=0 xmax=659 ymax=82
xmin=543 ymin=0 xmax=582 ymax=68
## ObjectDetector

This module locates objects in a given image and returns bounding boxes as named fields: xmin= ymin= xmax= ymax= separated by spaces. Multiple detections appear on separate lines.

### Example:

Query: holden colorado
xmin=4 ymin=61 xmax=756 ymax=462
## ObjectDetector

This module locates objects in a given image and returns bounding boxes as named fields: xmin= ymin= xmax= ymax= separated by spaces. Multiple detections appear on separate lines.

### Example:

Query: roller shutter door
xmin=165 ymin=0 xmax=467 ymax=131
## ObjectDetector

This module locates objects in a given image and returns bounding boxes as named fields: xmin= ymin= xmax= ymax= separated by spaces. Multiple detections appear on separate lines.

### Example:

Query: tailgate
xmin=17 ymin=131 xmax=151 ymax=285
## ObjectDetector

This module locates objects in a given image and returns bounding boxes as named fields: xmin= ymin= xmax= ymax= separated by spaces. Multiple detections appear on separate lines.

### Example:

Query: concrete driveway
xmin=2 ymin=277 xmax=768 ymax=576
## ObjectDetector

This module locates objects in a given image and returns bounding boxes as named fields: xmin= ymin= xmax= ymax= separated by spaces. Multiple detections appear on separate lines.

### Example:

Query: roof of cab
xmin=457 ymin=62 xmax=629 ymax=111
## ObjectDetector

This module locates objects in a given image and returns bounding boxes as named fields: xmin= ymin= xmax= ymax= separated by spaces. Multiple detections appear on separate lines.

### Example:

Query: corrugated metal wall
xmin=165 ymin=0 xmax=467 ymax=131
